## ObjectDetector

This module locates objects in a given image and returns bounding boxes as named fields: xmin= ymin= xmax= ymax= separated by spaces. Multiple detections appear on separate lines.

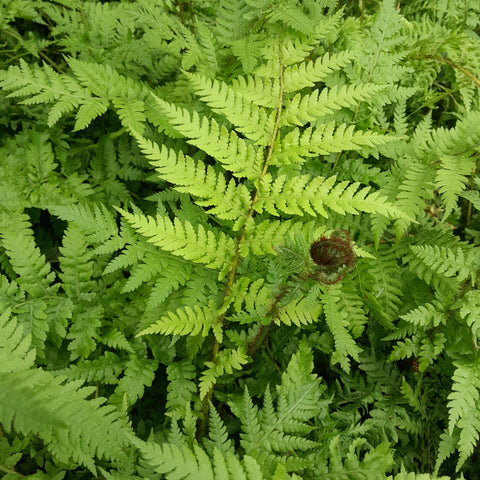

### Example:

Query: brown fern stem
xmin=196 ymin=42 xmax=285 ymax=440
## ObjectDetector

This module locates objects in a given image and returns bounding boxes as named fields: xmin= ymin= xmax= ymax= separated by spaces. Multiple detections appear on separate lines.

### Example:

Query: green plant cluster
xmin=1 ymin=0 xmax=480 ymax=478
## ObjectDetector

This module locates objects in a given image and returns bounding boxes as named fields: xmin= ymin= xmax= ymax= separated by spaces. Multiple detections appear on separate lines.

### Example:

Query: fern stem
xmin=0 ymin=465 xmax=19 ymax=476
xmin=417 ymin=54 xmax=480 ymax=88
xmin=197 ymin=41 xmax=285 ymax=439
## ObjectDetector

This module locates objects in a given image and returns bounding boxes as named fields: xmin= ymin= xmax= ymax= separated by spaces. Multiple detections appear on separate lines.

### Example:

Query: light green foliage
xmin=0 ymin=0 xmax=480 ymax=478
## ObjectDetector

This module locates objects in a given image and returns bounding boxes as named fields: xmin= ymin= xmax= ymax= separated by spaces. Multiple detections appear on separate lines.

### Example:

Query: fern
xmin=118 ymin=208 xmax=236 ymax=270
xmin=3 ymin=1 xmax=480 ymax=478
xmin=444 ymin=360 xmax=480 ymax=470
xmin=0 ymin=308 xmax=132 ymax=473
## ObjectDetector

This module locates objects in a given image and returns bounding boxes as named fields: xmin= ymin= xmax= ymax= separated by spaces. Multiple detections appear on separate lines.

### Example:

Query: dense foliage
xmin=1 ymin=0 xmax=480 ymax=478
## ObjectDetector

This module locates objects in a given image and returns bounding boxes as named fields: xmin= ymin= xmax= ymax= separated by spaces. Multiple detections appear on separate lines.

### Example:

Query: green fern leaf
xmin=138 ymin=301 xmax=219 ymax=339
xmin=0 ymin=308 xmax=35 ymax=372
xmin=282 ymin=83 xmax=385 ymax=127
xmin=282 ymin=50 xmax=354 ymax=93
xmin=435 ymin=155 xmax=475 ymax=218
xmin=186 ymin=72 xmax=275 ymax=144
xmin=118 ymin=208 xmax=236 ymax=270
xmin=166 ymin=360 xmax=197 ymax=419
xmin=256 ymin=173 xmax=409 ymax=220
xmin=150 ymin=94 xmax=263 ymax=179
xmin=139 ymin=441 xmax=265 ymax=480
xmin=133 ymin=135 xmax=251 ymax=221
xmin=200 ymin=346 xmax=249 ymax=400
xmin=320 ymin=285 xmax=362 ymax=373
xmin=447 ymin=361 xmax=480 ymax=470
xmin=0 ymin=311 xmax=131 ymax=472
xmin=410 ymin=244 xmax=478 ymax=285
xmin=73 ymin=97 xmax=109 ymax=131
xmin=274 ymin=296 xmax=322 ymax=327
xmin=234 ymin=339 xmax=325 ymax=473
xmin=460 ymin=290 xmax=480 ymax=339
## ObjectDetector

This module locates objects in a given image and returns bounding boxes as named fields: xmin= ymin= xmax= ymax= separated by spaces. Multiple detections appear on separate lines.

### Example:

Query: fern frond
xmin=320 ymin=285 xmax=362 ymax=373
xmin=435 ymin=155 xmax=476 ymax=218
xmin=274 ymin=123 xmax=395 ymax=167
xmin=200 ymin=346 xmax=249 ymax=400
xmin=241 ymin=219 xmax=297 ymax=256
xmin=133 ymin=135 xmax=251 ymax=221
xmin=0 ymin=308 xmax=35 ymax=372
xmin=234 ymin=340 xmax=325 ymax=473
xmin=267 ymin=2 xmax=316 ymax=35
xmin=447 ymin=360 xmax=480 ymax=470
xmin=400 ymin=303 xmax=447 ymax=329
xmin=0 ymin=309 xmax=131 ymax=471
xmin=256 ymin=173 xmax=409 ymax=220
xmin=118 ymin=208 xmax=236 ymax=270
xmin=359 ymin=247 xmax=403 ymax=328
xmin=112 ymin=98 xmax=147 ymax=134
xmin=151 ymin=95 xmax=263 ymax=179
xmin=166 ymin=360 xmax=197 ymax=419
xmin=138 ymin=301 xmax=220 ymax=340
xmin=230 ymin=75 xmax=279 ymax=108
xmin=1 ymin=212 xmax=55 ymax=297
xmin=459 ymin=290 xmax=480 ymax=340
xmin=214 ymin=0 xmax=250 ymax=44
xmin=55 ymin=351 xmax=123 ymax=384
xmin=205 ymin=403 xmax=233 ymax=456
xmin=394 ymin=160 xmax=435 ymax=233
xmin=410 ymin=243 xmax=479 ymax=285
xmin=282 ymin=83 xmax=385 ymax=127
xmin=231 ymin=34 xmax=265 ymax=74
xmin=0 ymin=213 xmax=58 ymax=357
xmin=282 ymin=50 xmax=354 ymax=93
xmin=49 ymin=202 xmax=118 ymax=246
xmin=139 ymin=441 xmax=265 ymax=480
xmin=112 ymin=346 xmax=158 ymax=405
xmin=274 ymin=296 xmax=322 ymax=327
xmin=186 ymin=72 xmax=275 ymax=144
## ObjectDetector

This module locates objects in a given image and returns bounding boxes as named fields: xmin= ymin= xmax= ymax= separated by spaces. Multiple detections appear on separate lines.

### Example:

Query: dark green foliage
xmin=0 ymin=0 xmax=479 ymax=478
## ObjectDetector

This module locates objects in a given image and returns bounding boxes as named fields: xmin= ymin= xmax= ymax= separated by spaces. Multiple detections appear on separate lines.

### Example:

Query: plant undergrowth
xmin=1 ymin=0 xmax=480 ymax=479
